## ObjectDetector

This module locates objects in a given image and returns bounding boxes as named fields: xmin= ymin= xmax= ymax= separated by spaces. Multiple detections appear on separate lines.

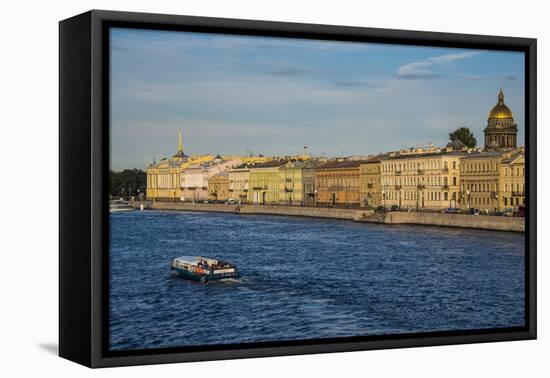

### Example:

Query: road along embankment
xmin=132 ymin=201 xmax=524 ymax=232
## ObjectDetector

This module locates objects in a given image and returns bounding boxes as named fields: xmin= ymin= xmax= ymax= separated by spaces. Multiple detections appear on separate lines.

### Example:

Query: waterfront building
xmin=499 ymin=148 xmax=525 ymax=209
xmin=208 ymin=172 xmax=229 ymax=202
xmin=459 ymin=151 xmax=502 ymax=211
xmin=302 ymin=160 xmax=325 ymax=207
xmin=381 ymin=146 xmax=465 ymax=210
xmin=182 ymin=156 xmax=242 ymax=202
xmin=315 ymin=160 xmax=363 ymax=207
xmin=278 ymin=161 xmax=304 ymax=205
xmin=146 ymin=131 xmax=189 ymax=201
xmin=227 ymin=165 xmax=250 ymax=203
xmin=359 ymin=156 xmax=386 ymax=208
xmin=248 ymin=160 xmax=289 ymax=204
xmin=484 ymin=88 xmax=518 ymax=150
xmin=460 ymin=148 xmax=525 ymax=211
xmin=278 ymin=160 xmax=321 ymax=206
xmin=303 ymin=166 xmax=316 ymax=207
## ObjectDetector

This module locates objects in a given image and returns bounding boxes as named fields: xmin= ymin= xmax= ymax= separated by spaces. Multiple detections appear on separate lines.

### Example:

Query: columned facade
xmin=484 ymin=88 xmax=518 ymax=150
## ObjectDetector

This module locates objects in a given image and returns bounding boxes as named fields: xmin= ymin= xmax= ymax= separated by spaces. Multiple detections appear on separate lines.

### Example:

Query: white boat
xmin=109 ymin=199 xmax=135 ymax=213
xmin=170 ymin=256 xmax=239 ymax=283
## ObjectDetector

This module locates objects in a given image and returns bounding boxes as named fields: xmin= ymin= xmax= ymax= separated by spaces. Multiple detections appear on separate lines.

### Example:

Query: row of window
xmin=462 ymin=183 xmax=497 ymax=193
xmin=382 ymin=176 xmax=457 ymax=187
xmin=462 ymin=182 xmax=525 ymax=193
xmin=461 ymin=162 xmax=498 ymax=173
xmin=503 ymin=167 xmax=525 ymax=176
xmin=383 ymin=191 xmax=454 ymax=201
xmin=382 ymin=160 xmax=456 ymax=172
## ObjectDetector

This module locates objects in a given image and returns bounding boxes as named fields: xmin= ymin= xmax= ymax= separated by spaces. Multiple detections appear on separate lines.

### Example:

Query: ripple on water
xmin=109 ymin=211 xmax=525 ymax=351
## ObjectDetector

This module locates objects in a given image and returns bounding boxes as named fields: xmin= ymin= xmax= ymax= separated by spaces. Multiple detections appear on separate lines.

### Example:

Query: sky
xmin=110 ymin=27 xmax=525 ymax=170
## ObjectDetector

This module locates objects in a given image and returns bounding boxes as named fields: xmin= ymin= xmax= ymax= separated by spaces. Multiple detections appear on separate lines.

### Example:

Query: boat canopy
xmin=173 ymin=256 xmax=219 ymax=265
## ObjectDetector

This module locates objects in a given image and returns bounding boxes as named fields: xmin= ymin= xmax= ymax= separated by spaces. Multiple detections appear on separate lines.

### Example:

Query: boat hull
xmin=109 ymin=208 xmax=136 ymax=213
xmin=171 ymin=266 xmax=239 ymax=282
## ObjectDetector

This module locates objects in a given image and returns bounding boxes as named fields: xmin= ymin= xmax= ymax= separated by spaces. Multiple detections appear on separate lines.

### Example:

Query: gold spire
xmin=178 ymin=130 xmax=183 ymax=155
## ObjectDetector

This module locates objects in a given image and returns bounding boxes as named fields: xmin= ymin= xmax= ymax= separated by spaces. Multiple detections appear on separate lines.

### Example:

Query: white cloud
xmin=397 ymin=51 xmax=480 ymax=79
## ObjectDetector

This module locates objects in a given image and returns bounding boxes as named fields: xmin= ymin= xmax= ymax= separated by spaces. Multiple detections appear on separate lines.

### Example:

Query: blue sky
xmin=110 ymin=28 xmax=525 ymax=170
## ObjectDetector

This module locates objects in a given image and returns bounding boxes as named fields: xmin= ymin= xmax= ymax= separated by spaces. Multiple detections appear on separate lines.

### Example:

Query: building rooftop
xmin=315 ymin=160 xmax=367 ymax=169
xmin=460 ymin=150 xmax=505 ymax=160
xmin=384 ymin=150 xmax=469 ymax=161
xmin=501 ymin=149 xmax=524 ymax=164
xmin=249 ymin=160 xmax=290 ymax=169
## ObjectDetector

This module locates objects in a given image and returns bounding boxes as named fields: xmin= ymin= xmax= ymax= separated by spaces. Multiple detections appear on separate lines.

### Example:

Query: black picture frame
xmin=59 ymin=9 xmax=537 ymax=368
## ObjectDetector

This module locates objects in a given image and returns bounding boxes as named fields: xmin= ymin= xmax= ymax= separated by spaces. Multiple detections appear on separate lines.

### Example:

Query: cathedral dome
xmin=488 ymin=88 xmax=514 ymax=120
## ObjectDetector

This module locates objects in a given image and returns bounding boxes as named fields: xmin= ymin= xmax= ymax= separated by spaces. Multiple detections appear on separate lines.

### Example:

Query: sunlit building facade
xmin=249 ymin=160 xmax=289 ymax=204
xmin=182 ymin=157 xmax=242 ymax=202
xmin=381 ymin=147 xmax=464 ymax=210
xmin=499 ymin=148 xmax=525 ymax=209
xmin=315 ymin=161 xmax=362 ymax=207
xmin=208 ymin=172 xmax=229 ymax=202
xmin=359 ymin=156 xmax=385 ymax=208
xmin=228 ymin=165 xmax=250 ymax=203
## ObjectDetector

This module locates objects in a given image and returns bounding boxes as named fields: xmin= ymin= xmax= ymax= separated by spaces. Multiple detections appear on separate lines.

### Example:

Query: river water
xmin=109 ymin=210 xmax=525 ymax=351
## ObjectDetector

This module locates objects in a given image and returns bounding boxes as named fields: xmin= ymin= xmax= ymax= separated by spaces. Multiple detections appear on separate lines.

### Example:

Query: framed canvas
xmin=59 ymin=10 xmax=537 ymax=368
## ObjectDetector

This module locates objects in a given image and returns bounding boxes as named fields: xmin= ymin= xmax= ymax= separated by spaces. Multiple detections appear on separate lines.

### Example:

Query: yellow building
xmin=249 ymin=160 xmax=289 ymax=204
xmin=315 ymin=160 xmax=362 ymax=207
xmin=499 ymin=148 xmax=525 ymax=209
xmin=359 ymin=156 xmax=385 ymax=208
xmin=459 ymin=152 xmax=502 ymax=211
xmin=208 ymin=172 xmax=229 ymax=202
xmin=381 ymin=147 xmax=464 ymax=210
xmin=279 ymin=161 xmax=308 ymax=206
xmin=458 ymin=88 xmax=525 ymax=213
xmin=460 ymin=148 xmax=525 ymax=212
xmin=146 ymin=132 xmax=269 ymax=202
xmin=146 ymin=131 xmax=188 ymax=201
xmin=228 ymin=165 xmax=250 ymax=203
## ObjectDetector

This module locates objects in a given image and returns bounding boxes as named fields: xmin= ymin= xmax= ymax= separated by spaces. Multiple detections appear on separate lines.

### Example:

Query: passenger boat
xmin=170 ymin=256 xmax=239 ymax=283
xmin=109 ymin=199 xmax=135 ymax=213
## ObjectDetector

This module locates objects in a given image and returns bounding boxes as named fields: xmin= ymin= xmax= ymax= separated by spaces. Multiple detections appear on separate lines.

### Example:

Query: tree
xmin=449 ymin=127 xmax=477 ymax=148
xmin=109 ymin=169 xmax=147 ymax=198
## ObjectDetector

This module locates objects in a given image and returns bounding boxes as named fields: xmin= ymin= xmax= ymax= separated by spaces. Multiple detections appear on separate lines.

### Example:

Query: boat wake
xmin=215 ymin=277 xmax=245 ymax=284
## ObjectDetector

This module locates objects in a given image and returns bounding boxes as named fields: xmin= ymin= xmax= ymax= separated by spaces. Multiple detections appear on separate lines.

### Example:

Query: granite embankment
xmin=132 ymin=201 xmax=524 ymax=232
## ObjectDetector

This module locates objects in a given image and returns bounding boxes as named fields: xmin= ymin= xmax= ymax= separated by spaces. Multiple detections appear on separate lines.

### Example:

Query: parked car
xmin=202 ymin=200 xmax=209 ymax=204
xmin=390 ymin=205 xmax=401 ymax=211
xmin=225 ymin=199 xmax=236 ymax=204
xmin=442 ymin=207 xmax=461 ymax=214
xmin=467 ymin=208 xmax=480 ymax=215
xmin=495 ymin=209 xmax=513 ymax=216
xmin=503 ymin=208 xmax=514 ymax=216
xmin=376 ymin=205 xmax=386 ymax=213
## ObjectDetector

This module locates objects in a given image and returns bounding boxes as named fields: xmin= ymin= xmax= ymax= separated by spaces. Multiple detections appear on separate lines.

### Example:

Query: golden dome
xmin=488 ymin=88 xmax=513 ymax=120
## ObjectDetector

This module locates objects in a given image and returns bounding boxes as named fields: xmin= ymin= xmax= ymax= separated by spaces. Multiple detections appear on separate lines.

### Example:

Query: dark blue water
xmin=109 ymin=210 xmax=525 ymax=351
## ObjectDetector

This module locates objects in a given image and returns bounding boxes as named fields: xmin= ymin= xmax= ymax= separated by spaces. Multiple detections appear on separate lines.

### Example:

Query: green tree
xmin=109 ymin=169 xmax=147 ymax=198
xmin=449 ymin=127 xmax=477 ymax=148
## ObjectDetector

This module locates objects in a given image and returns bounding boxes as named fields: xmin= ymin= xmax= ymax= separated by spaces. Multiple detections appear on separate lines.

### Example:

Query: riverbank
xmin=132 ymin=201 xmax=524 ymax=232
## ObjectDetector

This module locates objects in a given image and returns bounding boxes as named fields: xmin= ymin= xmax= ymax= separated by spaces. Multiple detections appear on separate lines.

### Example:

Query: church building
xmin=484 ymin=88 xmax=518 ymax=150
